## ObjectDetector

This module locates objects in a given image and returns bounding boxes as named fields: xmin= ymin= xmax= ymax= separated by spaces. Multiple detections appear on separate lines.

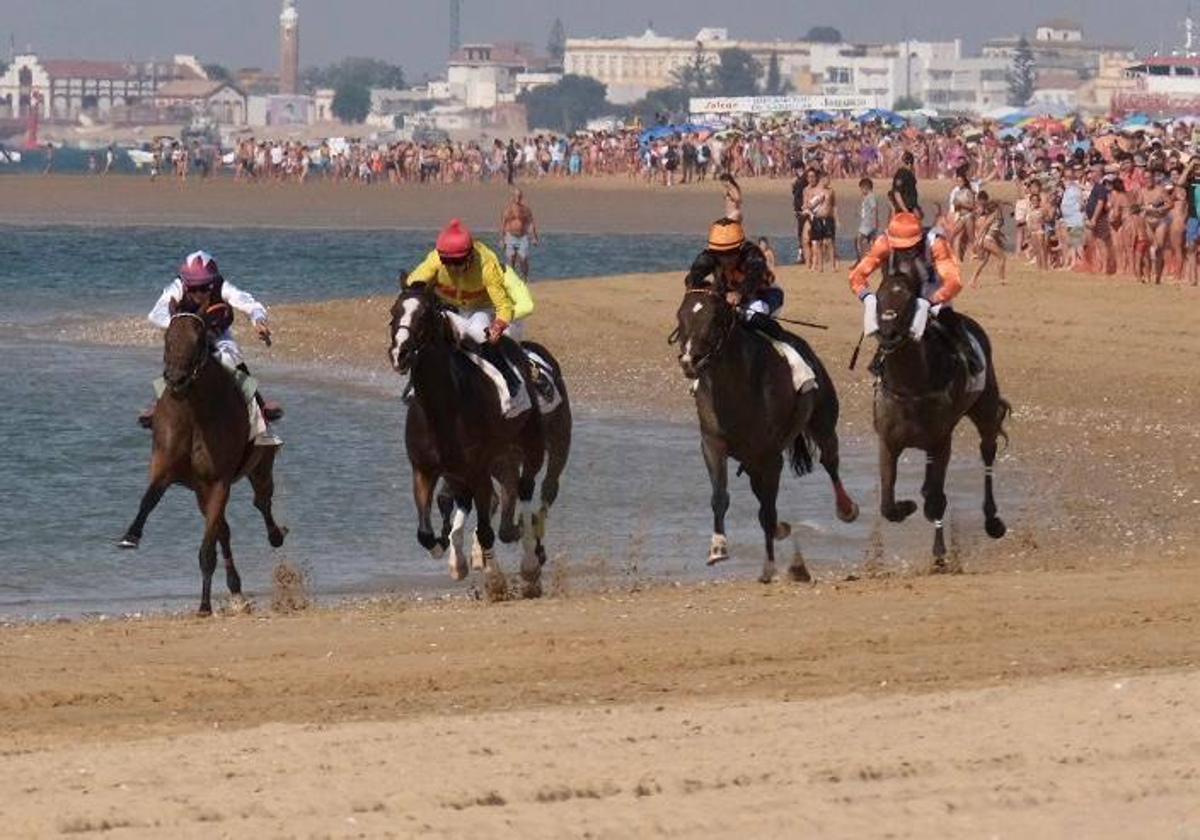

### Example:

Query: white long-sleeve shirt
xmin=148 ymin=277 xmax=269 ymax=330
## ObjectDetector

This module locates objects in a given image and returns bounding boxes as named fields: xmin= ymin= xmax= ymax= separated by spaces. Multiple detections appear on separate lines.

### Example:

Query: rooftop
xmin=155 ymin=79 xmax=243 ymax=99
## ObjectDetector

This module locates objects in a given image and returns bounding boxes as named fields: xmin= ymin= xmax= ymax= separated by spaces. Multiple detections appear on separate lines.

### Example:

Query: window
xmin=1175 ymin=66 xmax=1196 ymax=76
xmin=825 ymin=67 xmax=852 ymax=85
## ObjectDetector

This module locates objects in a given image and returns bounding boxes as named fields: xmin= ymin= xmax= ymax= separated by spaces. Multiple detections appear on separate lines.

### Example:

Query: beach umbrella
xmin=999 ymin=110 xmax=1031 ymax=127
xmin=998 ymin=127 xmax=1023 ymax=141
xmin=807 ymin=110 xmax=836 ymax=124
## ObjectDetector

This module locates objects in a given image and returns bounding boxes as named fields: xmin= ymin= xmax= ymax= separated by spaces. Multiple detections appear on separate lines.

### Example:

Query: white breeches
xmin=211 ymin=330 xmax=243 ymax=371
xmin=445 ymin=309 xmax=525 ymax=343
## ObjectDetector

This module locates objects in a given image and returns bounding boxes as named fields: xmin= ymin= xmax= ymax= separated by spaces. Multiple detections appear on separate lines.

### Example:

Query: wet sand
xmin=6 ymin=178 xmax=1200 ymax=836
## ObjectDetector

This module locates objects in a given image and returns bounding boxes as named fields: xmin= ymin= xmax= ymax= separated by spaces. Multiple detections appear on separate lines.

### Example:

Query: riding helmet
xmin=707 ymin=218 xmax=745 ymax=253
xmin=886 ymin=213 xmax=923 ymax=249
xmin=436 ymin=219 xmax=474 ymax=261
xmin=178 ymin=251 xmax=222 ymax=289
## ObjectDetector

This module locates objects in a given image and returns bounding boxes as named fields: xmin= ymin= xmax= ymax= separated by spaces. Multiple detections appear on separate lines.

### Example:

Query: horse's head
xmin=388 ymin=274 xmax=443 ymax=374
xmin=162 ymin=312 xmax=209 ymax=394
xmin=875 ymin=251 xmax=923 ymax=352
xmin=675 ymin=288 xmax=734 ymax=378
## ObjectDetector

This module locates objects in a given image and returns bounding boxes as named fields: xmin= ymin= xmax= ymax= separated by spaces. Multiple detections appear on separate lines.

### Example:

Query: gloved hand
xmin=861 ymin=293 xmax=879 ymax=336
xmin=487 ymin=319 xmax=508 ymax=344
xmin=910 ymin=298 xmax=932 ymax=339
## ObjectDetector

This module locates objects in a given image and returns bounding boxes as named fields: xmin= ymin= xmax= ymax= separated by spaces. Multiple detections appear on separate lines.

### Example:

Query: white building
xmin=0 ymin=53 xmax=207 ymax=121
xmin=154 ymin=79 xmax=248 ymax=125
xmin=446 ymin=43 xmax=558 ymax=110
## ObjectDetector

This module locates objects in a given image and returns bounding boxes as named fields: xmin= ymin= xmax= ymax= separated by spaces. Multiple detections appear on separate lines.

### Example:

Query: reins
xmin=167 ymin=312 xmax=210 ymax=390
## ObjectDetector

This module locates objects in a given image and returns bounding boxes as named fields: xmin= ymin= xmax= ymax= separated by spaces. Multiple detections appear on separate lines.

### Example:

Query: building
xmin=154 ymin=79 xmax=248 ymax=125
xmin=982 ymin=20 xmax=1135 ymax=92
xmin=1112 ymin=55 xmax=1200 ymax=116
xmin=446 ymin=43 xmax=557 ymax=110
xmin=564 ymin=27 xmax=813 ymax=104
xmin=0 ymin=54 xmax=206 ymax=121
xmin=279 ymin=0 xmax=300 ymax=96
xmin=922 ymin=53 xmax=1011 ymax=113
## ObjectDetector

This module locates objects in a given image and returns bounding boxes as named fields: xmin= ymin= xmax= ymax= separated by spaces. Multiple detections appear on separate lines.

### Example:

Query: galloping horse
xmin=675 ymin=289 xmax=859 ymax=583
xmin=388 ymin=280 xmax=552 ymax=597
xmin=871 ymin=254 xmax=1011 ymax=567
xmin=118 ymin=312 xmax=287 ymax=614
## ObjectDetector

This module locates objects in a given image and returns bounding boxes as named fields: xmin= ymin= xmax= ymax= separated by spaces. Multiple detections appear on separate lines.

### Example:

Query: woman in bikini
xmin=970 ymin=191 xmax=1008 ymax=287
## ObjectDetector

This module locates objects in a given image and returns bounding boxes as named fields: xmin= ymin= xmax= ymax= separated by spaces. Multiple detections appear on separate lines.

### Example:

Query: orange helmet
xmin=886 ymin=212 xmax=923 ymax=249
xmin=707 ymin=219 xmax=745 ymax=252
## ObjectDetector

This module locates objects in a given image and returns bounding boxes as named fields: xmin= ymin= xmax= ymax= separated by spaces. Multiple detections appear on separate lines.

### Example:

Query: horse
xmin=117 ymin=312 xmax=287 ymax=614
xmin=871 ymin=254 xmax=1011 ymax=568
xmin=675 ymin=289 xmax=859 ymax=584
xmin=388 ymin=280 xmax=550 ymax=597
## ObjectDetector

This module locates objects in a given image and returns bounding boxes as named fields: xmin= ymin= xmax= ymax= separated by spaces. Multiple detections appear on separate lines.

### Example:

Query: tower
xmin=280 ymin=0 xmax=300 ymax=95
xmin=450 ymin=0 xmax=461 ymax=54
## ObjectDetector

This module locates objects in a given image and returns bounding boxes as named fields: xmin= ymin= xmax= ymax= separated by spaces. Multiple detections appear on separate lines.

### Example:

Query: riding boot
xmin=748 ymin=312 xmax=785 ymax=342
xmin=480 ymin=343 xmax=521 ymax=398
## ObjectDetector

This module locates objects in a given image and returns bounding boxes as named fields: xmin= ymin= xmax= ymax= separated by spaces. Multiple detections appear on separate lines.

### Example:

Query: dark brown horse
xmin=118 ymin=313 xmax=286 ymax=614
xmin=871 ymin=256 xmax=1011 ymax=568
xmin=389 ymin=282 xmax=550 ymax=597
xmin=675 ymin=289 xmax=859 ymax=583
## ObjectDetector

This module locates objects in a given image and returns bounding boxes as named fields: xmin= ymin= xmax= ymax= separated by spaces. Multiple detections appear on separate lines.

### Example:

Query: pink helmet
xmin=178 ymin=251 xmax=222 ymax=289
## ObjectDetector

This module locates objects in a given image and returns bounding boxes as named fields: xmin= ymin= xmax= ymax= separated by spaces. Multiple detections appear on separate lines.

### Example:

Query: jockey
xmin=405 ymin=218 xmax=532 ymax=398
xmin=685 ymin=218 xmax=785 ymax=337
xmin=148 ymin=251 xmax=281 ymax=447
xmin=848 ymin=212 xmax=981 ymax=374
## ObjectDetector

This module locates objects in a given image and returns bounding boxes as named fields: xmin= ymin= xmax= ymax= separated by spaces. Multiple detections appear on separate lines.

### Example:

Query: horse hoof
xmin=758 ymin=571 xmax=775 ymax=585
xmin=707 ymin=549 xmax=730 ymax=566
xmin=837 ymin=500 xmax=860 ymax=524
xmin=430 ymin=543 xmax=445 ymax=560
xmin=789 ymin=564 xmax=812 ymax=583
xmin=498 ymin=524 xmax=521 ymax=544
xmin=774 ymin=522 xmax=792 ymax=540
xmin=985 ymin=518 xmax=1007 ymax=539
xmin=522 ymin=580 xmax=543 ymax=599
xmin=484 ymin=571 xmax=509 ymax=603
xmin=117 ymin=536 xmax=139 ymax=550
xmin=196 ymin=606 xmax=213 ymax=617
xmin=269 ymin=526 xmax=288 ymax=549
xmin=885 ymin=501 xmax=918 ymax=523
xmin=535 ymin=543 xmax=547 ymax=567
xmin=449 ymin=560 xmax=469 ymax=581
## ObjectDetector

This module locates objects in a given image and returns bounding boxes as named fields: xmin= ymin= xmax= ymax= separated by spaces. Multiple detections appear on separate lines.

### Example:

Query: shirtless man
xmin=500 ymin=188 xmax=540 ymax=279
xmin=807 ymin=174 xmax=835 ymax=272
xmin=720 ymin=173 xmax=743 ymax=222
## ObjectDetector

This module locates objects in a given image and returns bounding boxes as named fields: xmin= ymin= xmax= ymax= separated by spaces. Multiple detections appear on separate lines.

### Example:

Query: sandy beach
xmin=4 ymin=178 xmax=1199 ymax=837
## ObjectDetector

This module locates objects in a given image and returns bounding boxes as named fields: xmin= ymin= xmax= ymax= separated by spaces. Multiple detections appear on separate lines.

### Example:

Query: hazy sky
xmin=0 ymin=0 xmax=1193 ymax=79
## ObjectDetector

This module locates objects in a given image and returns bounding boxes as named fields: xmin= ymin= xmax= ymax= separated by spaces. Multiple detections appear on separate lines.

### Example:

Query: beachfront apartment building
xmin=0 ymin=54 xmax=207 ymax=121
xmin=564 ymin=28 xmax=1008 ymax=113
xmin=983 ymin=19 xmax=1135 ymax=93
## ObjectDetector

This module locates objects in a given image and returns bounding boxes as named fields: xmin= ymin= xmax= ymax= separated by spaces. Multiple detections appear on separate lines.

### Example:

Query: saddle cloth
xmin=765 ymin=338 xmax=818 ymax=394
xmin=966 ymin=333 xmax=986 ymax=394
xmin=463 ymin=353 xmax=533 ymax=420
xmin=524 ymin=348 xmax=564 ymax=415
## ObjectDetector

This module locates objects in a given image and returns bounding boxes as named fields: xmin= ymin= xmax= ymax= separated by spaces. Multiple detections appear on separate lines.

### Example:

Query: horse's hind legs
xmin=747 ymin=457 xmax=783 ymax=584
xmin=217 ymin=517 xmax=242 ymax=597
xmin=248 ymin=450 xmax=287 ymax=549
xmin=923 ymin=441 xmax=952 ymax=569
xmin=969 ymin=395 xmax=1009 ymax=540
xmin=413 ymin=465 xmax=444 ymax=557
xmin=812 ymin=424 xmax=859 ymax=523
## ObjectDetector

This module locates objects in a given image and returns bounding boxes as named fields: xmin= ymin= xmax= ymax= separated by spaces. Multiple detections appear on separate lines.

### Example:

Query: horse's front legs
xmin=747 ymin=455 xmax=783 ymax=584
xmin=701 ymin=435 xmax=731 ymax=565
xmin=118 ymin=454 xmax=171 ymax=548
xmin=412 ymin=464 xmax=443 ymax=558
xmin=472 ymin=475 xmax=508 ymax=600
xmin=923 ymin=439 xmax=953 ymax=568
xmin=196 ymin=482 xmax=231 ymax=616
xmin=879 ymin=439 xmax=917 ymax=522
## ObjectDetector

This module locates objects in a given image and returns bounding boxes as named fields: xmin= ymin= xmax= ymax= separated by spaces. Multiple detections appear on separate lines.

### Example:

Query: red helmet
xmin=435 ymin=219 xmax=474 ymax=261
xmin=178 ymin=250 xmax=222 ymax=289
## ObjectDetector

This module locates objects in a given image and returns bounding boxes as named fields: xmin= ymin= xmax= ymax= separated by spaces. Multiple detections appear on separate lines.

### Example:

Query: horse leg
xmin=923 ymin=439 xmax=953 ymax=569
xmin=536 ymin=407 xmax=572 ymax=550
xmin=446 ymin=493 xmax=471 ymax=581
xmin=248 ymin=448 xmax=286 ymax=548
xmin=196 ymin=482 xmax=230 ymax=616
xmin=217 ymin=517 xmax=242 ymax=597
xmin=118 ymin=454 xmax=171 ymax=548
xmin=809 ymin=407 xmax=859 ymax=523
xmin=412 ymin=466 xmax=443 ymax=558
xmin=472 ymin=475 xmax=509 ymax=600
xmin=701 ymin=435 xmax=731 ymax=565
xmin=517 ymin=423 xmax=547 ymax=595
xmin=747 ymin=456 xmax=783 ymax=584
xmin=969 ymin=391 xmax=1009 ymax=540
xmin=494 ymin=455 xmax=521 ymax=544
xmin=436 ymin=485 xmax=455 ymax=555
xmin=879 ymin=440 xmax=917 ymax=522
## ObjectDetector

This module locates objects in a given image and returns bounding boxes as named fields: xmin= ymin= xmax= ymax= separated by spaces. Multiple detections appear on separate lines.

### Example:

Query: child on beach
xmin=856 ymin=178 xmax=878 ymax=262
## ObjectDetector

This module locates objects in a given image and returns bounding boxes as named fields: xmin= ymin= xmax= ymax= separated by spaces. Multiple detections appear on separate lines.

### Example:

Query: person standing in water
xmin=500 ymin=188 xmax=540 ymax=279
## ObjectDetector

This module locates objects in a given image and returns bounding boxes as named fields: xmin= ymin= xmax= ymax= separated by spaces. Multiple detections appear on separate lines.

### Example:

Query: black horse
xmin=871 ymin=255 xmax=1011 ymax=568
xmin=388 ymin=281 xmax=550 ymax=597
xmin=675 ymin=289 xmax=859 ymax=583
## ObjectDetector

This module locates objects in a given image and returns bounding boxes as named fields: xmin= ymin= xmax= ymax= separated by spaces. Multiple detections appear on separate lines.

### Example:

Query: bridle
xmin=390 ymin=290 xmax=447 ymax=372
xmin=675 ymin=287 xmax=735 ymax=374
xmin=166 ymin=312 xmax=209 ymax=391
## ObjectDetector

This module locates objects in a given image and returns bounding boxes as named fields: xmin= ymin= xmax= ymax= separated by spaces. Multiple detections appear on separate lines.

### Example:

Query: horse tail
xmin=789 ymin=431 xmax=815 ymax=477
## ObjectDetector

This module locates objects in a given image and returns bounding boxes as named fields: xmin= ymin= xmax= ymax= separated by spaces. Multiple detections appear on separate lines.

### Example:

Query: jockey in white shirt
xmin=148 ymin=251 xmax=281 ymax=446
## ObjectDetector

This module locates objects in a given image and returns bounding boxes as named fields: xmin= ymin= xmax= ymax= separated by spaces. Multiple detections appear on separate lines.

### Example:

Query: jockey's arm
xmin=219 ymin=279 xmax=269 ymax=325
xmin=928 ymin=238 xmax=963 ymax=305
xmin=148 ymin=278 xmax=182 ymax=329
xmin=479 ymin=250 xmax=516 ymax=325
xmin=406 ymin=250 xmax=443 ymax=288
xmin=684 ymin=251 xmax=718 ymax=289
xmin=849 ymin=236 xmax=890 ymax=300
